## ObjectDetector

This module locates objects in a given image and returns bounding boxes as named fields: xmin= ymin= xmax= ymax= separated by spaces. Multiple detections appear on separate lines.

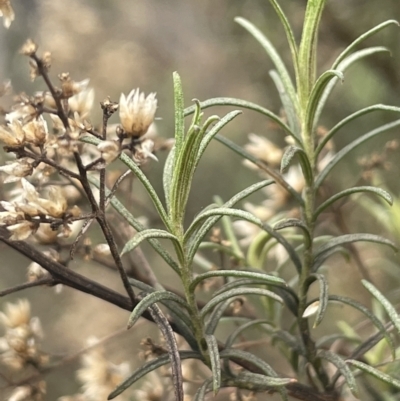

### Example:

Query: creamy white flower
xmin=119 ymin=89 xmax=157 ymax=137
xmin=69 ymin=87 xmax=95 ymax=118
xmin=0 ymin=299 xmax=31 ymax=328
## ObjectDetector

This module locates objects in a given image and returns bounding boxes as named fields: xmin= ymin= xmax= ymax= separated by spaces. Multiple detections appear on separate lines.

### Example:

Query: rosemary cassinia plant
xmin=1 ymin=1 xmax=400 ymax=401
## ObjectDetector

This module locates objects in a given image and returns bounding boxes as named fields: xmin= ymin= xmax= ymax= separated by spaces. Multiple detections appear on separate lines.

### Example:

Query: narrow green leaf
xmin=304 ymin=274 xmax=328 ymax=328
xmin=247 ymin=231 xmax=273 ymax=269
xmin=329 ymin=295 xmax=395 ymax=359
xmin=225 ymin=319 xmax=274 ymax=351
xmin=269 ymin=70 xmax=300 ymax=136
xmin=170 ymin=125 xmax=203 ymax=228
xmin=315 ymin=119 xmax=400 ymax=189
xmin=193 ymin=378 xmax=213 ymax=401
xmin=118 ymin=152 xmax=171 ymax=228
xmin=215 ymin=134 xmax=304 ymax=205
xmin=184 ymin=180 xmax=274 ymax=260
xmin=173 ymin=72 xmax=185 ymax=158
xmin=262 ymin=222 xmax=303 ymax=273
xmin=314 ymin=46 xmax=390 ymax=131
xmin=215 ymin=195 xmax=245 ymax=260
xmin=268 ymin=0 xmax=299 ymax=74
xmin=121 ymin=229 xmax=180 ymax=256
xmin=347 ymin=360 xmax=400 ymax=389
xmin=332 ymin=20 xmax=399 ymax=69
xmin=272 ymin=329 xmax=306 ymax=356
xmin=314 ymin=186 xmax=393 ymax=220
xmin=280 ymin=146 xmax=313 ymax=185
xmin=274 ymin=218 xmax=311 ymax=249
xmin=235 ymin=17 xmax=298 ymax=113
xmin=188 ymin=207 xmax=302 ymax=273
xmin=127 ymin=291 xmax=190 ymax=329
xmin=234 ymin=372 xmax=295 ymax=389
xmin=219 ymin=349 xmax=288 ymax=401
xmin=205 ymin=335 xmax=221 ymax=393
xmin=190 ymin=270 xmax=286 ymax=293
xmin=305 ymin=70 xmax=343 ymax=134
xmin=108 ymin=351 xmax=202 ymax=399
xmin=314 ymin=234 xmax=398 ymax=268
xmin=362 ymin=280 xmax=400 ymax=335
xmin=186 ymin=208 xmax=260 ymax=242
xmin=88 ymin=176 xmax=180 ymax=273
xmin=205 ymin=298 xmax=237 ymax=335
xmin=319 ymin=350 xmax=358 ymax=397
xmin=210 ymin=278 xmax=298 ymax=316
xmin=186 ymin=181 xmax=275 ymax=263
xmin=298 ymin=0 xmax=327 ymax=107
xmin=220 ymin=348 xmax=280 ymax=377
xmin=195 ymin=110 xmax=242 ymax=168
xmin=316 ymin=105 xmax=400 ymax=158
xmin=163 ymin=145 xmax=175 ymax=211
xmin=80 ymin=136 xmax=170 ymax=228
xmin=200 ymin=287 xmax=283 ymax=319
xmin=147 ymin=304 xmax=184 ymax=401
xmin=183 ymin=97 xmax=300 ymax=144
xmin=128 ymin=278 xmax=198 ymax=350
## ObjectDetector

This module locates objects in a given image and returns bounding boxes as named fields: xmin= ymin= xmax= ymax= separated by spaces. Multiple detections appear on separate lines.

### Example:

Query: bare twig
xmin=0 ymin=278 xmax=56 ymax=297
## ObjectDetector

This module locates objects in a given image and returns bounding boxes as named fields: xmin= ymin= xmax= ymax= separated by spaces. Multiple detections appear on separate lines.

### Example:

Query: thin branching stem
xmin=0 ymin=278 xmax=56 ymax=297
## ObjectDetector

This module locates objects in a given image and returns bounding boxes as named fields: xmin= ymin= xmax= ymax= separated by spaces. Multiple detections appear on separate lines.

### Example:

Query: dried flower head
xmin=69 ymin=87 xmax=95 ymax=119
xmin=22 ymin=117 xmax=48 ymax=146
xmin=97 ymin=140 xmax=120 ymax=165
xmin=77 ymin=341 xmax=131 ymax=401
xmin=0 ymin=300 xmax=46 ymax=371
xmin=0 ymin=159 xmax=33 ymax=182
xmin=132 ymin=138 xmax=158 ymax=164
xmin=7 ymin=382 xmax=46 ymax=401
xmin=6 ymin=99 xmax=37 ymax=124
xmin=20 ymin=39 xmax=38 ymax=56
xmin=243 ymin=133 xmax=283 ymax=168
xmin=119 ymin=89 xmax=157 ymax=138
xmin=0 ymin=0 xmax=14 ymax=29
xmin=59 ymin=73 xmax=89 ymax=98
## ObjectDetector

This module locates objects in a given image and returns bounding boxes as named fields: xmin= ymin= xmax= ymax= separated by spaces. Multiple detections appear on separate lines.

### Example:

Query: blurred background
xmin=0 ymin=0 xmax=400 ymax=399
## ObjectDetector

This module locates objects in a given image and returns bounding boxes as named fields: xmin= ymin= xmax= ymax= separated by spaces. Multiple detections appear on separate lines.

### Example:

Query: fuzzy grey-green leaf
xmin=127 ymin=291 xmax=190 ymax=329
